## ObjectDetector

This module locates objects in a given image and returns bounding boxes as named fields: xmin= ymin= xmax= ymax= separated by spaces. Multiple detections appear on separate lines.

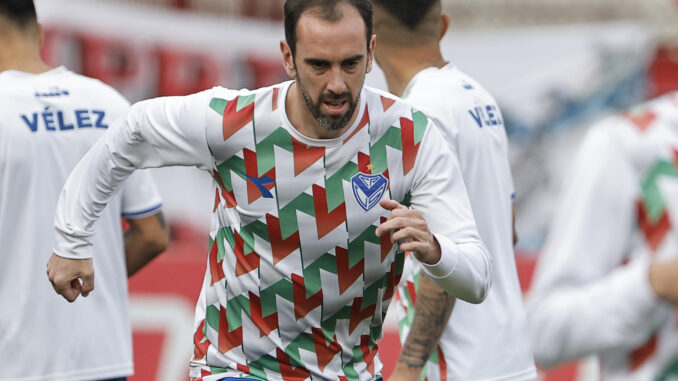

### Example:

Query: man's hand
xmin=649 ymin=256 xmax=678 ymax=304
xmin=375 ymin=199 xmax=441 ymax=265
xmin=46 ymin=253 xmax=95 ymax=303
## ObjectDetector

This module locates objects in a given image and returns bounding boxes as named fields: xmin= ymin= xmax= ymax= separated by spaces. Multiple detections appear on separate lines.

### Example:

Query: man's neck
xmin=285 ymin=82 xmax=358 ymax=140
xmin=378 ymin=44 xmax=447 ymax=97
xmin=0 ymin=36 xmax=51 ymax=75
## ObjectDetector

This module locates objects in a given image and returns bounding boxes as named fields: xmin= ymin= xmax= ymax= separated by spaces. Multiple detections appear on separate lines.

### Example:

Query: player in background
xmin=527 ymin=92 xmax=678 ymax=379
xmin=0 ymin=1 xmax=168 ymax=380
xmin=372 ymin=1 xmax=537 ymax=380
xmin=45 ymin=0 xmax=493 ymax=380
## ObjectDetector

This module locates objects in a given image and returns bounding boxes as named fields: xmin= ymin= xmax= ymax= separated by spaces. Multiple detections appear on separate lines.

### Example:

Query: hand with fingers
xmin=375 ymin=199 xmax=441 ymax=265
xmin=46 ymin=253 xmax=95 ymax=303
xmin=649 ymin=255 xmax=678 ymax=304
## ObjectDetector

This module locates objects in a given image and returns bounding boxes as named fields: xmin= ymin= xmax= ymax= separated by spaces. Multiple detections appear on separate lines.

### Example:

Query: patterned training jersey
xmin=53 ymin=81 xmax=491 ymax=381
xmin=527 ymin=91 xmax=678 ymax=380
xmin=396 ymin=64 xmax=536 ymax=380
xmin=0 ymin=67 xmax=162 ymax=381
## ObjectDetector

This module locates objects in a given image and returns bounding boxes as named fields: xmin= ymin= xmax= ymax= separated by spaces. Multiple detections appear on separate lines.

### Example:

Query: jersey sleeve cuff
xmin=420 ymin=233 xmax=460 ymax=279
xmin=53 ymin=230 xmax=94 ymax=259
xmin=628 ymin=255 xmax=666 ymax=311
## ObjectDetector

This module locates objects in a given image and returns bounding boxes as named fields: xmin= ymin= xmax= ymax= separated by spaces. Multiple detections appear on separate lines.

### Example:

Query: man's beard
xmin=297 ymin=76 xmax=360 ymax=132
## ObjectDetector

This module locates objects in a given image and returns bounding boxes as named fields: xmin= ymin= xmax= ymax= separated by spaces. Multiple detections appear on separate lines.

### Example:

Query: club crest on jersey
xmin=351 ymin=172 xmax=388 ymax=211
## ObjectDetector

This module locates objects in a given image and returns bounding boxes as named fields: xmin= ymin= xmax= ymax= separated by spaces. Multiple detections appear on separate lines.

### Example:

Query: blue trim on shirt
xmin=121 ymin=203 xmax=162 ymax=219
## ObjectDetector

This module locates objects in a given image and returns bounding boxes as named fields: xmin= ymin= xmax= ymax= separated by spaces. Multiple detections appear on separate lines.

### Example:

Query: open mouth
xmin=322 ymin=98 xmax=348 ymax=115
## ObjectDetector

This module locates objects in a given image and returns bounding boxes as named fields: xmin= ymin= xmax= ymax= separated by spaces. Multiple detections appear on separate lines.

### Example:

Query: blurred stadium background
xmin=32 ymin=0 xmax=678 ymax=380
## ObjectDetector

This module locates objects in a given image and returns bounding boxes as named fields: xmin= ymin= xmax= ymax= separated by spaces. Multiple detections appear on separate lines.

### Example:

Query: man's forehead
xmin=295 ymin=4 xmax=367 ymax=49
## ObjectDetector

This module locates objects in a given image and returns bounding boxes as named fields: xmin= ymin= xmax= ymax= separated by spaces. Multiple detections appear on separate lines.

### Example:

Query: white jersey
xmin=50 ymin=81 xmax=492 ymax=380
xmin=0 ymin=67 xmax=162 ymax=381
xmin=527 ymin=92 xmax=678 ymax=380
xmin=395 ymin=63 xmax=537 ymax=381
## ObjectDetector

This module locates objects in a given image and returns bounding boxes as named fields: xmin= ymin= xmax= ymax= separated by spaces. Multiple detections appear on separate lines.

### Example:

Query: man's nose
xmin=326 ymin=67 xmax=348 ymax=95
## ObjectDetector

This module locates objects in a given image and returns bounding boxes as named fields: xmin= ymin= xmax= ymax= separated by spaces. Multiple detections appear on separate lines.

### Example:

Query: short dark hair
xmin=284 ymin=0 xmax=373 ymax=57
xmin=371 ymin=0 xmax=437 ymax=30
xmin=0 ymin=0 xmax=37 ymax=29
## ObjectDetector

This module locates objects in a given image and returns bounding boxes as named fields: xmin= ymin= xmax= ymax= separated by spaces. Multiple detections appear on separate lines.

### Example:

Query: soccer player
xmin=371 ymin=1 xmax=537 ymax=380
xmin=46 ymin=0 xmax=492 ymax=380
xmin=527 ymin=93 xmax=678 ymax=379
xmin=0 ymin=1 xmax=168 ymax=380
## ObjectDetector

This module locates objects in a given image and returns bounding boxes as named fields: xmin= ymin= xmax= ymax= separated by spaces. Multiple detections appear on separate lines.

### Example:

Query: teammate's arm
xmin=125 ymin=212 xmax=168 ymax=277
xmin=390 ymin=273 xmax=455 ymax=381
xmin=526 ymin=125 xmax=672 ymax=367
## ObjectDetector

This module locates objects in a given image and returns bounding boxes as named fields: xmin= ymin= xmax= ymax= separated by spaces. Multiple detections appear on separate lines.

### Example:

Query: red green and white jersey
xmin=527 ymin=91 xmax=678 ymax=380
xmin=53 ymin=81 xmax=491 ymax=380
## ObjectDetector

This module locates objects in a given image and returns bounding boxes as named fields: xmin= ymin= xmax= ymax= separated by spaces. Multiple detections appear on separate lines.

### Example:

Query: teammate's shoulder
xmin=63 ymin=70 xmax=131 ymax=108
xmin=409 ymin=65 xmax=497 ymax=107
xmin=599 ymin=93 xmax=676 ymax=135
xmin=582 ymin=105 xmax=648 ymax=152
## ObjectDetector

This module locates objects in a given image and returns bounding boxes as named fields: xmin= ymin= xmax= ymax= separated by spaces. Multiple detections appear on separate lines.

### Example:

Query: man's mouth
xmin=321 ymin=98 xmax=348 ymax=115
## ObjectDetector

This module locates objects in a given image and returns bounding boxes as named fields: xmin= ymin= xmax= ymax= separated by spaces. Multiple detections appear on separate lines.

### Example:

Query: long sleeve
xmin=53 ymin=90 xmax=216 ymax=259
xmin=408 ymin=121 xmax=492 ymax=304
xmin=526 ymin=124 xmax=672 ymax=367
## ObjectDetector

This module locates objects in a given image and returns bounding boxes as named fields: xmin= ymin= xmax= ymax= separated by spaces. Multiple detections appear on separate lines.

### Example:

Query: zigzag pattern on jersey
xmin=636 ymin=149 xmax=678 ymax=252
xmin=201 ymin=223 xmax=406 ymax=378
xmin=626 ymin=109 xmax=678 ymax=252
xmin=195 ymin=88 xmax=424 ymax=379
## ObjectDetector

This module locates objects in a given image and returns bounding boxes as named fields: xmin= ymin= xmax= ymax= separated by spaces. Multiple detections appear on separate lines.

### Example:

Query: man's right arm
xmin=49 ymin=90 xmax=218 ymax=301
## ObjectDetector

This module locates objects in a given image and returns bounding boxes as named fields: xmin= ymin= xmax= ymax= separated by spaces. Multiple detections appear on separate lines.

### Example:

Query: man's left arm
xmin=376 ymin=116 xmax=492 ymax=303
xmin=390 ymin=272 xmax=455 ymax=380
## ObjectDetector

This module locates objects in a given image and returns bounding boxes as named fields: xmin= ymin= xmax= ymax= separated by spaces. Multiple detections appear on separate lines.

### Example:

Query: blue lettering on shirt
xmin=19 ymin=109 xmax=107 ymax=132
xmin=57 ymin=111 xmax=74 ymax=130
xmin=42 ymin=109 xmax=56 ymax=131
xmin=21 ymin=113 xmax=39 ymax=132
xmin=92 ymin=110 xmax=107 ymax=129
xmin=75 ymin=110 xmax=92 ymax=128
xmin=34 ymin=87 xmax=70 ymax=98
xmin=467 ymin=104 xmax=503 ymax=128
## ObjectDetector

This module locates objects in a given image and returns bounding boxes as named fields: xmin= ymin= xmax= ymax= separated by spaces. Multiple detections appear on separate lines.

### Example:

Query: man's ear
xmin=280 ymin=40 xmax=297 ymax=78
xmin=366 ymin=34 xmax=377 ymax=73
xmin=440 ymin=14 xmax=450 ymax=40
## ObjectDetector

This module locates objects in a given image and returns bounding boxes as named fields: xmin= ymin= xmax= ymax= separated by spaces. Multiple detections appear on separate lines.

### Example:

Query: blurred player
xmin=371 ymin=1 xmax=537 ymax=380
xmin=0 ymin=1 xmax=168 ymax=380
xmin=527 ymin=92 xmax=678 ymax=379
xmin=45 ymin=0 xmax=493 ymax=380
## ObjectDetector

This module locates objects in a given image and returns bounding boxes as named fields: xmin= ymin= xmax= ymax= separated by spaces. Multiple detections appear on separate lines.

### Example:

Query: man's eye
xmin=344 ymin=61 xmax=359 ymax=69
xmin=312 ymin=62 xmax=326 ymax=70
